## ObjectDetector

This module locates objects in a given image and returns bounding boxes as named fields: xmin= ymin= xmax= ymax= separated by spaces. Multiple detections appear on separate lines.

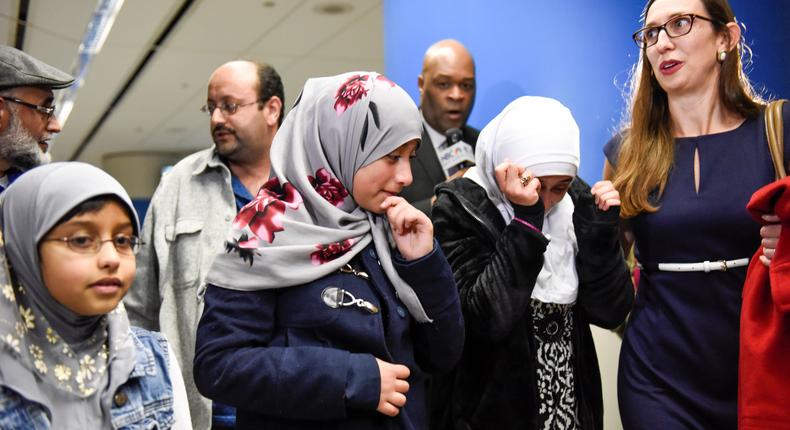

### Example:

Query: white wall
xmin=592 ymin=326 xmax=623 ymax=430
xmin=102 ymin=151 xmax=190 ymax=199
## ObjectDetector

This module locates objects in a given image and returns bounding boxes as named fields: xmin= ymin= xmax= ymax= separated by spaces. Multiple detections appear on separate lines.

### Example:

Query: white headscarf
xmin=465 ymin=96 xmax=581 ymax=304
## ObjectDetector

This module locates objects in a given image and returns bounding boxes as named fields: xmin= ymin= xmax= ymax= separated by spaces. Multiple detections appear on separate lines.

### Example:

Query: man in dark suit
xmin=401 ymin=39 xmax=478 ymax=214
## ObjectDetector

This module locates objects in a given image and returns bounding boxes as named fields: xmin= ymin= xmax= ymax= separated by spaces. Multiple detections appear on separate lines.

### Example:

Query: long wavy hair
xmin=614 ymin=0 xmax=762 ymax=218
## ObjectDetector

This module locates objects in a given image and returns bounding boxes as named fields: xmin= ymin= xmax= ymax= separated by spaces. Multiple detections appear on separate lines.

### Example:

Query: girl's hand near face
xmin=591 ymin=180 xmax=621 ymax=211
xmin=494 ymin=160 xmax=540 ymax=207
xmin=381 ymin=196 xmax=434 ymax=261
xmin=375 ymin=358 xmax=410 ymax=417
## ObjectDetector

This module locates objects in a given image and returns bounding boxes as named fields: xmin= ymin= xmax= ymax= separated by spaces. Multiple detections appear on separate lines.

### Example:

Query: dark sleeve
xmin=394 ymin=241 xmax=464 ymax=373
xmin=572 ymin=185 xmax=634 ymax=329
xmin=603 ymin=133 xmax=624 ymax=167
xmin=431 ymin=190 xmax=549 ymax=344
xmin=463 ymin=125 xmax=480 ymax=148
xmin=193 ymin=285 xmax=380 ymax=419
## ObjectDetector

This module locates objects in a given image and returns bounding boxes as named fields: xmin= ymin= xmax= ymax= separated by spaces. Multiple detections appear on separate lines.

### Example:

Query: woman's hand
xmin=376 ymin=358 xmax=410 ymax=417
xmin=760 ymin=214 xmax=781 ymax=267
xmin=591 ymin=180 xmax=621 ymax=211
xmin=494 ymin=160 xmax=540 ymax=207
xmin=381 ymin=196 xmax=434 ymax=260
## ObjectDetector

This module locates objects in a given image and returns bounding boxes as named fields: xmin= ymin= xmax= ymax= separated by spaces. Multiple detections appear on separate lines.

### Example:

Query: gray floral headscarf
xmin=0 ymin=162 xmax=139 ymax=428
xmin=205 ymin=71 xmax=434 ymax=322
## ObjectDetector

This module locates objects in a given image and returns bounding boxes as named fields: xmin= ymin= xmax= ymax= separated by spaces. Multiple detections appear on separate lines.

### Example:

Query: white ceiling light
xmin=55 ymin=0 xmax=125 ymax=127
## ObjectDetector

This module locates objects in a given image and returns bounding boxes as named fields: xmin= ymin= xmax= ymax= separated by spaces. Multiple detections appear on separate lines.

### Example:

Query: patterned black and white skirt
xmin=531 ymin=299 xmax=579 ymax=430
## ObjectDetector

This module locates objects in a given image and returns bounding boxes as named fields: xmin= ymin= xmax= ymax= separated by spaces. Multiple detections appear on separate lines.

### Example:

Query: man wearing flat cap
xmin=0 ymin=45 xmax=74 ymax=192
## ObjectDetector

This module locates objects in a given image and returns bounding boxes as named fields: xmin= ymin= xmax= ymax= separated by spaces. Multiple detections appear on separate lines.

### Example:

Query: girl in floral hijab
xmin=0 ymin=162 xmax=191 ymax=429
xmin=194 ymin=72 xmax=464 ymax=429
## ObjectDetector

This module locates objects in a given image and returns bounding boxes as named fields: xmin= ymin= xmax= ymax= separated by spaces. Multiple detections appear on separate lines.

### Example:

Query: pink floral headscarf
xmin=204 ymin=72 xmax=433 ymax=322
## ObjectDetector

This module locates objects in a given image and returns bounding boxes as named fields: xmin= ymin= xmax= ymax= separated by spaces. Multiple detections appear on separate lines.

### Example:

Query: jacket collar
xmin=191 ymin=148 xmax=228 ymax=177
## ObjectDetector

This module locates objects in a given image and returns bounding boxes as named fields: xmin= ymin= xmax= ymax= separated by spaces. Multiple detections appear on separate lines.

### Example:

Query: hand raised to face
xmin=494 ymin=160 xmax=540 ymax=207
xmin=590 ymin=180 xmax=621 ymax=211
xmin=380 ymin=196 xmax=434 ymax=261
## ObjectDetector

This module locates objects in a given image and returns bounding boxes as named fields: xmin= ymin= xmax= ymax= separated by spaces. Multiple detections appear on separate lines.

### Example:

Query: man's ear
xmin=0 ymin=98 xmax=9 ymax=133
xmin=264 ymin=96 xmax=283 ymax=127
xmin=417 ymin=74 xmax=425 ymax=97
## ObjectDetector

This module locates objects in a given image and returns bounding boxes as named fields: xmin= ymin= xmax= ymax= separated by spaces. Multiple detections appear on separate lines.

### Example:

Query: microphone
xmin=445 ymin=128 xmax=464 ymax=145
xmin=438 ymin=128 xmax=475 ymax=174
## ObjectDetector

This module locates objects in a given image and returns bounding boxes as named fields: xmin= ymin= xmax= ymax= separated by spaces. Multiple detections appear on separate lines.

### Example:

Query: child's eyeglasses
xmin=42 ymin=235 xmax=141 ymax=255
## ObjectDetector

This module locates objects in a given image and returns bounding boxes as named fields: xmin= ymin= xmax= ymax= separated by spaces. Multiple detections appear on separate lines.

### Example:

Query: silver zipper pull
xmin=353 ymin=298 xmax=379 ymax=314
xmin=321 ymin=287 xmax=379 ymax=314
xmin=339 ymin=264 xmax=370 ymax=280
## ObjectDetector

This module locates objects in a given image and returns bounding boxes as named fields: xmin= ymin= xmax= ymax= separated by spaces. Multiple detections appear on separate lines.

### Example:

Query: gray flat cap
xmin=0 ymin=45 xmax=74 ymax=90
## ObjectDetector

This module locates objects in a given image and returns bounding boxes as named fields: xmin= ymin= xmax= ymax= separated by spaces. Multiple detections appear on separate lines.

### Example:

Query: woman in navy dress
xmin=603 ymin=0 xmax=789 ymax=428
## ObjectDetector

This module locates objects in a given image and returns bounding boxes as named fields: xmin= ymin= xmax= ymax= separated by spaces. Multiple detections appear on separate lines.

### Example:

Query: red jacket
xmin=740 ymin=177 xmax=790 ymax=429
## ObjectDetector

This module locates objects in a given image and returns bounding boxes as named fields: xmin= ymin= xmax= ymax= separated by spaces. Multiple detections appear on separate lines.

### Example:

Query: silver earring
xmin=717 ymin=50 xmax=727 ymax=63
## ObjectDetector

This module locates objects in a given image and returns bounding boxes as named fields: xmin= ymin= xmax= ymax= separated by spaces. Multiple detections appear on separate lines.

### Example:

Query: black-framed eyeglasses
xmin=0 ymin=96 xmax=56 ymax=119
xmin=632 ymin=13 xmax=721 ymax=49
xmin=199 ymin=100 xmax=260 ymax=117
xmin=42 ymin=234 xmax=142 ymax=255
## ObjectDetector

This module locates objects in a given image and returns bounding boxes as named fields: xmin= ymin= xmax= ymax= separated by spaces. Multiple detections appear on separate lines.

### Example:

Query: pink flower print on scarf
xmin=334 ymin=74 xmax=369 ymax=115
xmin=375 ymin=74 xmax=396 ymax=88
xmin=234 ymin=177 xmax=302 ymax=244
xmin=311 ymin=240 xmax=354 ymax=265
xmin=309 ymin=168 xmax=349 ymax=207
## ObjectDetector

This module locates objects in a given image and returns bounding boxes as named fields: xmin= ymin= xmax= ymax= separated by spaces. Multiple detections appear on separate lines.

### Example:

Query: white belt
xmin=655 ymin=258 xmax=750 ymax=272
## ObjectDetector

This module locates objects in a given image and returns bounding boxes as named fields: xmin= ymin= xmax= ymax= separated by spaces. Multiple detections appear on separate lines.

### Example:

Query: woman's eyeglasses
xmin=632 ymin=13 xmax=721 ymax=49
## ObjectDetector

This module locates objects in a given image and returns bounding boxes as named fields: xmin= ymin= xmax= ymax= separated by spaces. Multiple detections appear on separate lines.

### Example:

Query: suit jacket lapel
xmin=416 ymin=126 xmax=447 ymax=183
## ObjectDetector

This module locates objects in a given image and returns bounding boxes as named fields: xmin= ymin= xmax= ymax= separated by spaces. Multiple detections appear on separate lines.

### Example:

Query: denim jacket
xmin=0 ymin=327 xmax=175 ymax=429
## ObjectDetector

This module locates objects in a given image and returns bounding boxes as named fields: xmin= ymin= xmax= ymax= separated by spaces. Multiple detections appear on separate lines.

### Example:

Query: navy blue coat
xmin=194 ymin=242 xmax=464 ymax=429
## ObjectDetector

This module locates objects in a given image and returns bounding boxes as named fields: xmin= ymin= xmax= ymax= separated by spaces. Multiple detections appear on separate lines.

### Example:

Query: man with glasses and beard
xmin=0 ymin=46 xmax=73 ymax=192
xmin=125 ymin=60 xmax=284 ymax=430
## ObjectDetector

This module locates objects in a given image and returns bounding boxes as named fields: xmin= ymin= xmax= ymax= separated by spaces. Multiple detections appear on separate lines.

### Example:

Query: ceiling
xmin=0 ymin=0 xmax=384 ymax=166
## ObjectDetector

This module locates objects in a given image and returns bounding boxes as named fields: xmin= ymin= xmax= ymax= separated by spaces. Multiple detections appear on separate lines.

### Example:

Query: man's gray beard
xmin=0 ymin=111 xmax=50 ymax=171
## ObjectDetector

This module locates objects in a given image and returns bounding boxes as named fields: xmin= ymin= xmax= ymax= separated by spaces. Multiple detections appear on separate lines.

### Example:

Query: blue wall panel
xmin=384 ymin=0 xmax=790 ymax=182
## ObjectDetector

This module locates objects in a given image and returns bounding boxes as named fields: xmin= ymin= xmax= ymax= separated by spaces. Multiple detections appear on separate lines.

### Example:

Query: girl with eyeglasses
xmin=603 ymin=0 xmax=788 ymax=428
xmin=0 ymin=162 xmax=192 ymax=429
